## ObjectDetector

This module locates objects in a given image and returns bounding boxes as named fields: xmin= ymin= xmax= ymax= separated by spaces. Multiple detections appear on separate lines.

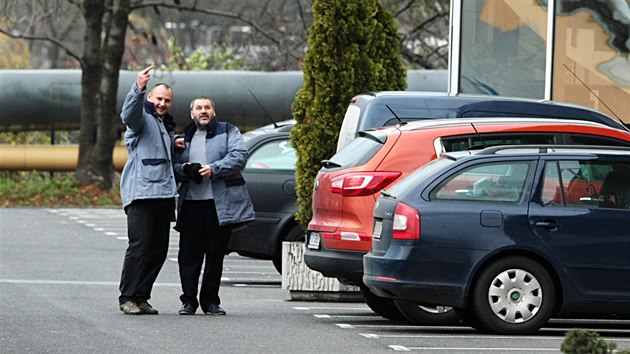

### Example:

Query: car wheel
xmin=359 ymin=284 xmax=407 ymax=321
xmin=393 ymin=300 xmax=459 ymax=325
xmin=272 ymin=224 xmax=305 ymax=274
xmin=472 ymin=256 xmax=556 ymax=335
xmin=454 ymin=308 xmax=487 ymax=332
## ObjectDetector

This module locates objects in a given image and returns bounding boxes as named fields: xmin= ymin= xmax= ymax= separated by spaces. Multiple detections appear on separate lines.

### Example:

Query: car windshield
xmin=382 ymin=158 xmax=456 ymax=197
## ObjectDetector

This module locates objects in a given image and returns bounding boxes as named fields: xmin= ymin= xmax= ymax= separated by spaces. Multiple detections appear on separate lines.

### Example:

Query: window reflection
xmin=552 ymin=0 xmax=630 ymax=121
xmin=459 ymin=0 xmax=547 ymax=98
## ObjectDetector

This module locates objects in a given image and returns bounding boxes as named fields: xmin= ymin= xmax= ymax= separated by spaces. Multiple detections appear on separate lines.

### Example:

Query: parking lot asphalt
xmin=1 ymin=208 xmax=628 ymax=353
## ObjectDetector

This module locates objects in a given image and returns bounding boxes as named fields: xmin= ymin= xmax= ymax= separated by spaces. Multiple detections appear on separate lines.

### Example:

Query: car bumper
xmin=362 ymin=247 xmax=477 ymax=309
xmin=304 ymin=247 xmax=365 ymax=284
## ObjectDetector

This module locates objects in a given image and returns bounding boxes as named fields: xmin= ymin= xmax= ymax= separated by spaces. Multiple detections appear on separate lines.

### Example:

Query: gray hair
xmin=189 ymin=96 xmax=215 ymax=110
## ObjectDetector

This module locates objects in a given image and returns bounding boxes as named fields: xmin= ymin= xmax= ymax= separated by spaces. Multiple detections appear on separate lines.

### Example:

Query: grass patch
xmin=0 ymin=171 xmax=121 ymax=207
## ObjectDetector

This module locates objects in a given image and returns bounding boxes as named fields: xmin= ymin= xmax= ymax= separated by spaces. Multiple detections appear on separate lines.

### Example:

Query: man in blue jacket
xmin=173 ymin=96 xmax=254 ymax=316
xmin=118 ymin=65 xmax=178 ymax=315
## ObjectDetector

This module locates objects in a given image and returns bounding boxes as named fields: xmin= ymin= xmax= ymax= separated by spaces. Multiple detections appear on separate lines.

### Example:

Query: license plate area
xmin=307 ymin=232 xmax=321 ymax=249
xmin=373 ymin=220 xmax=382 ymax=239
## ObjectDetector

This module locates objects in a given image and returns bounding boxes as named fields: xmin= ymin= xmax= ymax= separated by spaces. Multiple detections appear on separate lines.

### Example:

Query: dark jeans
xmin=178 ymin=199 xmax=231 ymax=310
xmin=119 ymin=198 xmax=174 ymax=305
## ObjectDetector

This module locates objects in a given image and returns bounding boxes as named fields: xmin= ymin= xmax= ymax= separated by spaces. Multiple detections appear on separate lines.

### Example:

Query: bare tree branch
xmin=0 ymin=28 xmax=82 ymax=65
xmin=130 ymin=1 xmax=299 ymax=59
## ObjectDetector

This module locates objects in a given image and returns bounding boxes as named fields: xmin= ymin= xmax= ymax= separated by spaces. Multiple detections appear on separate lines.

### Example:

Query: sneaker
xmin=179 ymin=303 xmax=196 ymax=315
xmin=119 ymin=301 xmax=142 ymax=315
xmin=137 ymin=300 xmax=158 ymax=315
xmin=203 ymin=304 xmax=226 ymax=316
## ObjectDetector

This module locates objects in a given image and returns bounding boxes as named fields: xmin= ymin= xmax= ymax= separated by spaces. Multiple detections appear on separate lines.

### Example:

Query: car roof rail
xmin=476 ymin=144 xmax=630 ymax=155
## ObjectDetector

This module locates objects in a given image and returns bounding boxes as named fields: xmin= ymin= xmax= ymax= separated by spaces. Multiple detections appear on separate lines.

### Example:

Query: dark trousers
xmin=119 ymin=198 xmax=173 ymax=305
xmin=178 ymin=199 xmax=231 ymax=309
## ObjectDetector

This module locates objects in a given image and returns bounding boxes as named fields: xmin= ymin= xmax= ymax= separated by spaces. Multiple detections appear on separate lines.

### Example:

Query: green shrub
xmin=290 ymin=0 xmax=406 ymax=228
xmin=560 ymin=328 xmax=619 ymax=354
xmin=0 ymin=171 xmax=121 ymax=207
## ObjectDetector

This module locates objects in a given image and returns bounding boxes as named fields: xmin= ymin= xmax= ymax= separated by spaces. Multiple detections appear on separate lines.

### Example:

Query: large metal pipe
xmin=0 ymin=69 xmax=447 ymax=172
xmin=0 ymin=69 xmax=448 ymax=132
xmin=0 ymin=144 xmax=128 ymax=172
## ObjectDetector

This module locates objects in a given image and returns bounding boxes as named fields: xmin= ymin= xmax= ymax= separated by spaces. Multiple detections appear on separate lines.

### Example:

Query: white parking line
xmin=292 ymin=306 xmax=368 ymax=311
xmin=316 ymin=314 xmax=379 ymax=319
xmin=389 ymin=345 xmax=410 ymax=351
xmin=360 ymin=334 xmax=563 ymax=341
xmin=0 ymin=279 xmax=180 ymax=287
xmin=400 ymin=347 xmax=559 ymax=352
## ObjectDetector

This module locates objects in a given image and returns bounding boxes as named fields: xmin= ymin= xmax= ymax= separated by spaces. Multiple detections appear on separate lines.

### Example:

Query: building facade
xmin=449 ymin=0 xmax=629 ymax=126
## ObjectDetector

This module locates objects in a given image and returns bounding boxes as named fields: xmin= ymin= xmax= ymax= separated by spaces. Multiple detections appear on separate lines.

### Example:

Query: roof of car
xmin=476 ymin=144 xmax=630 ymax=156
xmin=387 ymin=117 xmax=622 ymax=132
xmin=359 ymin=91 xmax=599 ymax=109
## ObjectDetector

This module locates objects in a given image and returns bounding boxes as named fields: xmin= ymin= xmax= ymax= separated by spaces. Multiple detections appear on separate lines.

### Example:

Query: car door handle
xmin=535 ymin=220 xmax=558 ymax=230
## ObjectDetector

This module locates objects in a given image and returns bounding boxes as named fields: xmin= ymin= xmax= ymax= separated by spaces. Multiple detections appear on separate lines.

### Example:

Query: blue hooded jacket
xmin=119 ymin=83 xmax=178 ymax=212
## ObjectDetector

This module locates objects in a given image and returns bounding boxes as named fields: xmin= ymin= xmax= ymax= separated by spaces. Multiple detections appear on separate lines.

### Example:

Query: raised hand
xmin=136 ymin=64 xmax=154 ymax=91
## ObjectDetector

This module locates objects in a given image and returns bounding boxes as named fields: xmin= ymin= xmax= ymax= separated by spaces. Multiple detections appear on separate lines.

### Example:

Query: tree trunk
xmin=93 ymin=0 xmax=131 ymax=190
xmin=76 ymin=0 xmax=106 ymax=188
xmin=76 ymin=0 xmax=132 ymax=191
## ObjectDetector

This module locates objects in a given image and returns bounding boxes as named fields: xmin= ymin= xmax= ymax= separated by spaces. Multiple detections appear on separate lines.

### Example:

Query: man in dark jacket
xmin=118 ymin=65 xmax=178 ymax=315
xmin=173 ymin=96 xmax=254 ymax=316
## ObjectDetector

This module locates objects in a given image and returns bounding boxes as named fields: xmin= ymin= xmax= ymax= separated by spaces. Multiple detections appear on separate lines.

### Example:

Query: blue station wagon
xmin=363 ymin=145 xmax=630 ymax=334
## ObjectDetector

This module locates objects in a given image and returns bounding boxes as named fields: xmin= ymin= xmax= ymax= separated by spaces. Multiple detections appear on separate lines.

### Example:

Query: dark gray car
xmin=228 ymin=120 xmax=304 ymax=273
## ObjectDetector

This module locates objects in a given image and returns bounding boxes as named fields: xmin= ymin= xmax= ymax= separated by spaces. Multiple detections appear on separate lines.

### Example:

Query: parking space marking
xmin=389 ymin=345 xmax=410 ymax=351
xmin=361 ymin=333 xmax=562 ymax=340
xmin=45 ymin=208 xmax=281 ymax=285
xmin=293 ymin=296 xmax=630 ymax=353
xmin=292 ymin=306 xmax=369 ymax=311
xmin=0 ymin=279 xmax=180 ymax=287
xmin=336 ymin=324 xmax=355 ymax=328
xmin=400 ymin=347 xmax=559 ymax=352
xmin=315 ymin=314 xmax=378 ymax=319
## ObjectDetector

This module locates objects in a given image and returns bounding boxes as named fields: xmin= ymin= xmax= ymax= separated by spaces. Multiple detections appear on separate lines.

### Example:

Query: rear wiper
xmin=320 ymin=159 xmax=341 ymax=168
xmin=380 ymin=189 xmax=394 ymax=198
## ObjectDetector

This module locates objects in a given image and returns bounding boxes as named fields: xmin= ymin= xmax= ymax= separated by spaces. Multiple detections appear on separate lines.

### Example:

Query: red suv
xmin=305 ymin=117 xmax=630 ymax=323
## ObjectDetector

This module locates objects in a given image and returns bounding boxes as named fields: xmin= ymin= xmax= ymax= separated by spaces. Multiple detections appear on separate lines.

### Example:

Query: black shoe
xmin=203 ymin=304 xmax=226 ymax=316
xmin=179 ymin=303 xmax=196 ymax=315
xmin=119 ymin=301 xmax=142 ymax=315
xmin=137 ymin=300 xmax=158 ymax=315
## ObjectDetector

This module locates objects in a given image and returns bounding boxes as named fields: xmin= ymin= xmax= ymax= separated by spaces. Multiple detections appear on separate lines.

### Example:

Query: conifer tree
xmin=290 ymin=0 xmax=407 ymax=228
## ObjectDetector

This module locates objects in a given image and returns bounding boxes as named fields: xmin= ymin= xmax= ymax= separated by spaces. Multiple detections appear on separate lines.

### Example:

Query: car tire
xmin=359 ymin=284 xmax=407 ymax=321
xmin=472 ymin=256 xmax=556 ymax=335
xmin=393 ymin=300 xmax=460 ymax=325
xmin=454 ymin=308 xmax=487 ymax=332
xmin=272 ymin=224 xmax=305 ymax=274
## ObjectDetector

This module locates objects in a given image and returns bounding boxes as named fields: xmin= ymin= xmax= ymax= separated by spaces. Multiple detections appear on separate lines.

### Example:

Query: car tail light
xmin=392 ymin=202 xmax=420 ymax=240
xmin=330 ymin=172 xmax=402 ymax=196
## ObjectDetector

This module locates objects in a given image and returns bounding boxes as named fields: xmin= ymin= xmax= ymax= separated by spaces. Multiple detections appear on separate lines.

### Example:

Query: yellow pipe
xmin=0 ymin=145 xmax=128 ymax=172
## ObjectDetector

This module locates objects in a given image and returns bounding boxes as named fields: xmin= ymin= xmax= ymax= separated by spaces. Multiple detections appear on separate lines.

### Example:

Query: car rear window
xmin=432 ymin=161 xmax=531 ymax=203
xmin=382 ymin=158 xmax=456 ymax=197
xmin=362 ymin=104 xmax=456 ymax=129
xmin=326 ymin=132 xmax=386 ymax=170
xmin=441 ymin=133 xmax=556 ymax=151
xmin=569 ymin=134 xmax=630 ymax=147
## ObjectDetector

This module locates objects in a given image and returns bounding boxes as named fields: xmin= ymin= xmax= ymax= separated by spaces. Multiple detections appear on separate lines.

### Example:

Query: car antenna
xmin=385 ymin=104 xmax=405 ymax=125
xmin=562 ymin=64 xmax=622 ymax=122
xmin=248 ymin=89 xmax=278 ymax=128
xmin=470 ymin=123 xmax=487 ymax=149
